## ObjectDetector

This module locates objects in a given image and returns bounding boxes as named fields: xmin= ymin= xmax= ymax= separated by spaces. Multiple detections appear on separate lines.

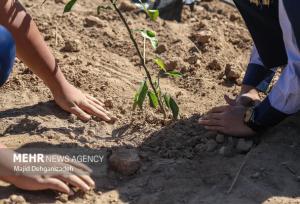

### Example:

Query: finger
xmin=43 ymin=177 xmax=72 ymax=195
xmin=69 ymin=106 xmax=91 ymax=121
xmin=67 ymin=165 xmax=95 ymax=188
xmin=205 ymin=112 xmax=222 ymax=120
xmin=224 ymin=95 xmax=236 ymax=106
xmin=198 ymin=118 xmax=223 ymax=126
xmin=80 ymin=101 xmax=111 ymax=121
xmin=87 ymin=99 xmax=110 ymax=115
xmin=86 ymin=95 xmax=104 ymax=106
xmin=55 ymin=174 xmax=91 ymax=192
xmin=204 ymin=126 xmax=226 ymax=133
xmin=66 ymin=160 xmax=93 ymax=174
xmin=208 ymin=105 xmax=229 ymax=113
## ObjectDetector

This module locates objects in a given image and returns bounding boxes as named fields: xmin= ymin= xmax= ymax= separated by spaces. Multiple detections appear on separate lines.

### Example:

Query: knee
xmin=0 ymin=26 xmax=16 ymax=86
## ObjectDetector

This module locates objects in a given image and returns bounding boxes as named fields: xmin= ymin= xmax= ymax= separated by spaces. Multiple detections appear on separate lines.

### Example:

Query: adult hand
xmin=198 ymin=105 xmax=256 ymax=137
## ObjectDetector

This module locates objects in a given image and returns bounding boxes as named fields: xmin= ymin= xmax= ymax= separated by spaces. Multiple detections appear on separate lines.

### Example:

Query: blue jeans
xmin=0 ymin=25 xmax=16 ymax=86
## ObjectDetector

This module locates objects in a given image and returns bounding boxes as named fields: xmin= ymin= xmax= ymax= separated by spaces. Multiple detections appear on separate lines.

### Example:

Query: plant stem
xmin=110 ymin=0 xmax=166 ymax=118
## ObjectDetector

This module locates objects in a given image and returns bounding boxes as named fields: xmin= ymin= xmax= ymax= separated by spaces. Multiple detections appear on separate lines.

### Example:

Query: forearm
xmin=0 ymin=0 xmax=68 ymax=92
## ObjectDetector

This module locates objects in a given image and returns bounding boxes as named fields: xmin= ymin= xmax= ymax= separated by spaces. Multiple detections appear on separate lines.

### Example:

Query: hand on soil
xmin=198 ymin=105 xmax=256 ymax=137
xmin=3 ymin=159 xmax=95 ymax=195
xmin=52 ymin=83 xmax=112 ymax=122
xmin=224 ymin=94 xmax=260 ymax=107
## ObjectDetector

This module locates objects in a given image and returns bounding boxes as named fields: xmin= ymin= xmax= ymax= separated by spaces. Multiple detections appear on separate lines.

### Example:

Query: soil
xmin=1 ymin=0 xmax=300 ymax=203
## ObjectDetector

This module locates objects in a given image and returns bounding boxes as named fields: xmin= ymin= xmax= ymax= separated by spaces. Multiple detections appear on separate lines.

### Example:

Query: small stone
xmin=57 ymin=194 xmax=69 ymax=203
xmin=9 ymin=195 xmax=26 ymax=204
xmin=186 ymin=56 xmax=198 ymax=65
xmin=61 ymin=39 xmax=81 ymax=52
xmin=219 ymin=146 xmax=233 ymax=157
xmin=190 ymin=30 xmax=211 ymax=45
xmin=109 ymin=148 xmax=141 ymax=175
xmin=165 ymin=60 xmax=178 ymax=71
xmin=206 ymin=59 xmax=222 ymax=71
xmin=251 ymin=172 xmax=261 ymax=179
xmin=206 ymin=139 xmax=217 ymax=152
xmin=84 ymin=16 xmax=102 ymax=27
xmin=236 ymin=139 xmax=253 ymax=153
xmin=68 ymin=114 xmax=77 ymax=123
xmin=118 ymin=1 xmax=136 ymax=12
xmin=225 ymin=64 xmax=241 ymax=81
xmin=104 ymin=99 xmax=114 ymax=109
xmin=216 ymin=134 xmax=225 ymax=143
xmin=155 ymin=44 xmax=167 ymax=54
xmin=194 ymin=144 xmax=206 ymax=152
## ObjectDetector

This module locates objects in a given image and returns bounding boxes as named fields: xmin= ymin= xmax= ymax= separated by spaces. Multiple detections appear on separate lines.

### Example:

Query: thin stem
xmin=143 ymin=37 xmax=146 ymax=65
xmin=110 ymin=0 xmax=166 ymax=118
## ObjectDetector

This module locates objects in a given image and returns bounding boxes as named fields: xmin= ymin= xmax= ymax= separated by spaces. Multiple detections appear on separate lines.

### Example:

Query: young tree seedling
xmin=63 ymin=0 xmax=182 ymax=120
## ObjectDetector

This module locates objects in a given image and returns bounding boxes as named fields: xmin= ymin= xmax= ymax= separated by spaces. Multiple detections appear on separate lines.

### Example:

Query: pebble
xmin=206 ymin=59 xmax=222 ymax=71
xmin=84 ymin=16 xmax=102 ymax=27
xmin=109 ymin=149 xmax=141 ymax=175
xmin=236 ymin=139 xmax=253 ymax=153
xmin=206 ymin=139 xmax=217 ymax=152
xmin=104 ymin=99 xmax=114 ymax=109
xmin=118 ymin=1 xmax=136 ymax=12
xmin=216 ymin=134 xmax=225 ymax=143
xmin=57 ymin=194 xmax=69 ymax=203
xmin=190 ymin=30 xmax=211 ymax=45
xmin=68 ymin=114 xmax=77 ymax=123
xmin=251 ymin=172 xmax=261 ymax=179
xmin=61 ymin=40 xmax=81 ymax=52
xmin=186 ymin=56 xmax=198 ymax=65
xmin=155 ymin=44 xmax=167 ymax=54
xmin=225 ymin=64 xmax=241 ymax=81
xmin=5 ymin=195 xmax=26 ymax=204
xmin=219 ymin=146 xmax=233 ymax=157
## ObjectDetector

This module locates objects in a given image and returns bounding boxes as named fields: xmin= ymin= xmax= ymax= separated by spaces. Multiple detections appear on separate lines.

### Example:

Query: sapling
xmin=62 ymin=0 xmax=182 ymax=119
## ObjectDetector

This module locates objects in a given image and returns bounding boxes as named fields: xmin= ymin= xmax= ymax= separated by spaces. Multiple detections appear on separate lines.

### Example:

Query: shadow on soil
xmin=1 ymin=103 xmax=300 ymax=203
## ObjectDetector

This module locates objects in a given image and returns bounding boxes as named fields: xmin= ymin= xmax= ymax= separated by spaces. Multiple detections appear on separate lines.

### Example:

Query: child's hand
xmin=2 ymin=159 xmax=95 ymax=195
xmin=51 ymin=82 xmax=111 ymax=122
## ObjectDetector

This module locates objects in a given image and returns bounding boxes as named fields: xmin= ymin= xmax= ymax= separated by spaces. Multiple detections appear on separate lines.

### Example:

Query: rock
xmin=165 ymin=60 xmax=178 ymax=71
xmin=118 ymin=1 xmax=136 ymax=12
xmin=216 ymin=134 xmax=225 ymax=143
xmin=186 ymin=56 xmax=198 ymax=65
xmin=190 ymin=30 xmax=211 ymax=45
xmin=61 ymin=40 xmax=81 ymax=52
xmin=219 ymin=146 xmax=233 ymax=157
xmin=155 ymin=44 xmax=167 ymax=54
xmin=206 ymin=59 xmax=222 ymax=71
xmin=57 ymin=194 xmax=69 ymax=203
xmin=203 ymin=131 xmax=217 ymax=138
xmin=68 ymin=114 xmax=77 ymax=123
xmin=109 ymin=149 xmax=141 ymax=175
xmin=195 ymin=144 xmax=206 ymax=152
xmin=84 ymin=16 xmax=102 ymax=27
xmin=104 ymin=99 xmax=114 ymax=109
xmin=8 ymin=195 xmax=26 ymax=204
xmin=225 ymin=64 xmax=241 ymax=81
xmin=236 ymin=139 xmax=253 ymax=153
xmin=206 ymin=139 xmax=217 ymax=152
xmin=251 ymin=172 xmax=261 ymax=179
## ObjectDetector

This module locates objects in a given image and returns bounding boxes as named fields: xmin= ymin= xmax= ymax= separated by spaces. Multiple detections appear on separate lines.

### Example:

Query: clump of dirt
xmin=1 ymin=0 xmax=300 ymax=203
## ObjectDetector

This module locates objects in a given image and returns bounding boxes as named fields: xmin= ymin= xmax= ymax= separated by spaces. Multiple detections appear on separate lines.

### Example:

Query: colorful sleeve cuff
xmin=254 ymin=97 xmax=289 ymax=128
xmin=242 ymin=63 xmax=274 ymax=88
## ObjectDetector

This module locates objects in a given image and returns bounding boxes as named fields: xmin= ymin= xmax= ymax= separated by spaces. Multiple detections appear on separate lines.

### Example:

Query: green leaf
xmin=154 ymin=58 xmax=166 ymax=72
xmin=169 ymin=96 xmax=179 ymax=119
xmin=166 ymin=71 xmax=182 ymax=78
xmin=163 ymin=94 xmax=171 ymax=108
xmin=140 ymin=29 xmax=158 ymax=49
xmin=64 ymin=0 xmax=77 ymax=13
xmin=148 ymin=91 xmax=159 ymax=108
xmin=147 ymin=10 xmax=159 ymax=21
xmin=133 ymin=80 xmax=148 ymax=110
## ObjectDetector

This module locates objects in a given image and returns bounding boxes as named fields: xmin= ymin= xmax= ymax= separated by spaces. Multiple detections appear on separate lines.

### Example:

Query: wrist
xmin=240 ymin=85 xmax=258 ymax=95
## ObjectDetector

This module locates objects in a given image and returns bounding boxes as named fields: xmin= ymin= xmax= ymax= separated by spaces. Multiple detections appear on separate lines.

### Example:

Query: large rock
xmin=109 ymin=149 xmax=141 ymax=175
